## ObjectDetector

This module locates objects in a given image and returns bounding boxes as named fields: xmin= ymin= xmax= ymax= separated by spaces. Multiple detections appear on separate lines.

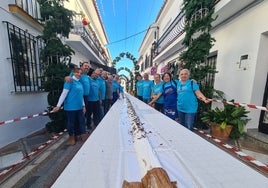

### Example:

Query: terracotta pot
xmin=210 ymin=123 xmax=233 ymax=141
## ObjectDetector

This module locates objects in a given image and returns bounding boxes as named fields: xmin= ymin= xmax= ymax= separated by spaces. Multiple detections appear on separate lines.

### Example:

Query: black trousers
xmin=86 ymin=101 xmax=101 ymax=128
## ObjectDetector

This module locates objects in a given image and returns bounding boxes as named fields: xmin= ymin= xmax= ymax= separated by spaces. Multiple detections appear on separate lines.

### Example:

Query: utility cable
xmin=105 ymin=28 xmax=148 ymax=46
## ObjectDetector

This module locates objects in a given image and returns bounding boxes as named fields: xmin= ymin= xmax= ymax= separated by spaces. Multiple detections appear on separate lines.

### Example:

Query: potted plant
xmin=201 ymin=100 xmax=251 ymax=140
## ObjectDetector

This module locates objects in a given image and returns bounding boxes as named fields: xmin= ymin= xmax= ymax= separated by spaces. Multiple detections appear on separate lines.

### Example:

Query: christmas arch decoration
xmin=117 ymin=67 xmax=134 ymax=81
xmin=119 ymin=74 xmax=130 ymax=91
xmin=117 ymin=66 xmax=135 ymax=91
xmin=112 ymin=52 xmax=140 ymax=73
xmin=119 ymin=74 xmax=129 ymax=82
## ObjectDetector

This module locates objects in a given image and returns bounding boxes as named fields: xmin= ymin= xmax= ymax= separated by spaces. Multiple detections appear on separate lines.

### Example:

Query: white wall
xmin=0 ymin=2 xmax=49 ymax=148
xmin=211 ymin=2 xmax=268 ymax=129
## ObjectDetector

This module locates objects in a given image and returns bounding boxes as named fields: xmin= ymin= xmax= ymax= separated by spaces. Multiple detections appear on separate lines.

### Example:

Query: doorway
xmin=259 ymin=72 xmax=268 ymax=134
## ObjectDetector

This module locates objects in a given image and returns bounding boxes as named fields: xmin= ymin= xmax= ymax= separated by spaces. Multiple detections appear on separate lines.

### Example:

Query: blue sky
xmin=95 ymin=0 xmax=165 ymax=76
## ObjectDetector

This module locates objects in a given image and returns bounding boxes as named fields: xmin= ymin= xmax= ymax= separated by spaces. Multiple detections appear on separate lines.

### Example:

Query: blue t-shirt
xmin=152 ymin=81 xmax=164 ymax=104
xmin=88 ymin=77 xmax=100 ymax=102
xmin=136 ymin=80 xmax=144 ymax=96
xmin=142 ymin=80 xmax=153 ymax=99
xmin=69 ymin=72 xmax=90 ymax=96
xmin=176 ymin=80 xmax=199 ymax=113
xmin=119 ymin=85 xmax=124 ymax=93
xmin=112 ymin=80 xmax=120 ymax=92
xmin=97 ymin=76 xmax=106 ymax=100
xmin=80 ymin=74 xmax=90 ymax=96
xmin=163 ymin=81 xmax=177 ymax=109
xmin=63 ymin=80 xmax=84 ymax=111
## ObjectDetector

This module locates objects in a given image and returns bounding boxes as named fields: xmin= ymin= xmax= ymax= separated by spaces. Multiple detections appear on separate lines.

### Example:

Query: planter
xmin=210 ymin=123 xmax=233 ymax=141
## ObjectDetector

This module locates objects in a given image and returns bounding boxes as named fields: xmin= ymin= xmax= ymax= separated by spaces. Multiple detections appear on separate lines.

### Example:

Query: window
xmin=5 ymin=22 xmax=44 ymax=92
xmin=145 ymin=55 xmax=149 ymax=69
xmin=203 ymin=51 xmax=217 ymax=87
xmin=15 ymin=0 xmax=41 ymax=20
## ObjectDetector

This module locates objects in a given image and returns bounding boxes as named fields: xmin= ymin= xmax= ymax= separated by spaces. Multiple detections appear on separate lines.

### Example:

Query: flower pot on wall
xmin=210 ymin=124 xmax=233 ymax=141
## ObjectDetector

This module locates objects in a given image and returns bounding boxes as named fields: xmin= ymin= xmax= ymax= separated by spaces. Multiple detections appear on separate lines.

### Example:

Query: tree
xmin=38 ymin=0 xmax=75 ymax=132
xmin=179 ymin=0 xmax=223 ymax=128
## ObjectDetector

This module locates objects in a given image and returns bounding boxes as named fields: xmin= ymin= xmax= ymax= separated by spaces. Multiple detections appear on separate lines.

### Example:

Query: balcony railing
xmin=70 ymin=21 xmax=109 ymax=65
xmin=154 ymin=0 xmax=223 ymax=59
xmin=154 ymin=12 xmax=185 ymax=57
xmin=14 ymin=0 xmax=41 ymax=21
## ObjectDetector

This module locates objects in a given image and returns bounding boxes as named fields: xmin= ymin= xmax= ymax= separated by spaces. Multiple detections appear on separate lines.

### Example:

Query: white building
xmin=63 ymin=0 xmax=114 ymax=72
xmin=0 ymin=0 xmax=48 ymax=149
xmin=0 ymin=0 xmax=112 ymax=149
xmin=138 ymin=0 xmax=268 ymax=133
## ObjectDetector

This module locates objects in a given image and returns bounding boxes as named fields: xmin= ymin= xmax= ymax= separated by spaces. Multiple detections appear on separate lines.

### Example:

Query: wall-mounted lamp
xmin=236 ymin=54 xmax=250 ymax=71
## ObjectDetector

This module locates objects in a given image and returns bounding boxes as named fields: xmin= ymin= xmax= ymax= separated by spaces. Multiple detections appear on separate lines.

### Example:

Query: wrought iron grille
xmin=4 ymin=21 xmax=44 ymax=92
xmin=204 ymin=51 xmax=217 ymax=87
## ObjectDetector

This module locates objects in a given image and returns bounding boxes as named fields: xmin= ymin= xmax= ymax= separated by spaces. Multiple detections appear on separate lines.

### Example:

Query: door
xmin=259 ymin=72 xmax=268 ymax=134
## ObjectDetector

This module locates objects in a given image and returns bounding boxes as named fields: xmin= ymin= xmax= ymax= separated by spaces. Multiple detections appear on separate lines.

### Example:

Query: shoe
xmin=69 ymin=136 xmax=76 ymax=146
xmin=75 ymin=135 xmax=82 ymax=141
xmin=81 ymin=133 xmax=89 ymax=141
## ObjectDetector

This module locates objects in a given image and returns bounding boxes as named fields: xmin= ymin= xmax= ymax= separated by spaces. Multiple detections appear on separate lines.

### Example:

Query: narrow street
xmin=0 ymin=133 xmax=83 ymax=187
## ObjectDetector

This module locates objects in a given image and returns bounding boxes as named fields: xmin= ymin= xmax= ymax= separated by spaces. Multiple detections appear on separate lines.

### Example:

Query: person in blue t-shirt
xmin=148 ymin=74 xmax=164 ymax=113
xmin=142 ymin=73 xmax=153 ymax=104
xmin=119 ymin=80 xmax=125 ymax=99
xmin=135 ymin=74 xmax=143 ymax=101
xmin=162 ymin=72 xmax=178 ymax=120
xmin=112 ymin=75 xmax=120 ymax=104
xmin=104 ymin=75 xmax=113 ymax=114
xmin=176 ymin=69 xmax=210 ymax=131
xmin=87 ymin=70 xmax=101 ymax=130
xmin=65 ymin=62 xmax=91 ymax=135
xmin=53 ymin=68 xmax=88 ymax=146
xmin=65 ymin=62 xmax=90 ymax=103
xmin=97 ymin=69 xmax=107 ymax=120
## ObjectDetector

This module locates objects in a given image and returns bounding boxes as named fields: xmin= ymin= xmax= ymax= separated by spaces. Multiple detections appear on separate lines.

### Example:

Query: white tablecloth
xmin=52 ymin=94 xmax=268 ymax=188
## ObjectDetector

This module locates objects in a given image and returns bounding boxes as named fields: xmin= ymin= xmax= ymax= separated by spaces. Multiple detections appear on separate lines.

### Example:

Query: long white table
xmin=52 ymin=94 xmax=268 ymax=188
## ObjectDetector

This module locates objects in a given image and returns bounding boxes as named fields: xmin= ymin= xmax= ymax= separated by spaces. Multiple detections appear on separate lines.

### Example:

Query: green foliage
xmin=180 ymin=0 xmax=216 ymax=79
xmin=44 ymin=64 xmax=70 ymax=133
xmin=201 ymin=101 xmax=251 ymax=139
xmin=38 ymin=0 xmax=74 ymax=38
xmin=38 ymin=0 xmax=74 ymax=133
xmin=45 ymin=110 xmax=66 ymax=132
xmin=179 ymin=0 xmax=218 ymax=128
xmin=112 ymin=52 xmax=138 ymax=68
xmin=43 ymin=37 xmax=74 ymax=58
xmin=113 ymin=52 xmax=138 ymax=92
xmin=43 ymin=63 xmax=70 ymax=92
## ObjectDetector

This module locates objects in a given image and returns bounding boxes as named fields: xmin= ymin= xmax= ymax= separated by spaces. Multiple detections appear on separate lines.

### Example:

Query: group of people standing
xmin=136 ymin=69 xmax=210 ymax=131
xmin=53 ymin=62 xmax=124 ymax=145
xmin=51 ymin=63 xmax=208 ymax=145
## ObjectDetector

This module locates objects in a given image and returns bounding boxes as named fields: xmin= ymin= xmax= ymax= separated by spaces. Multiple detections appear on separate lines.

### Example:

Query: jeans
xmin=178 ymin=111 xmax=196 ymax=131
xmin=66 ymin=110 xmax=86 ymax=136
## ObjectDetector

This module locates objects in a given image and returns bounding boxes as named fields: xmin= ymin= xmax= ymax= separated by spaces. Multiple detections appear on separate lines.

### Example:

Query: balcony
xmin=65 ymin=21 xmax=109 ymax=66
xmin=153 ymin=12 xmax=185 ymax=64
xmin=152 ymin=0 xmax=260 ymax=64
xmin=8 ymin=2 xmax=43 ymax=31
